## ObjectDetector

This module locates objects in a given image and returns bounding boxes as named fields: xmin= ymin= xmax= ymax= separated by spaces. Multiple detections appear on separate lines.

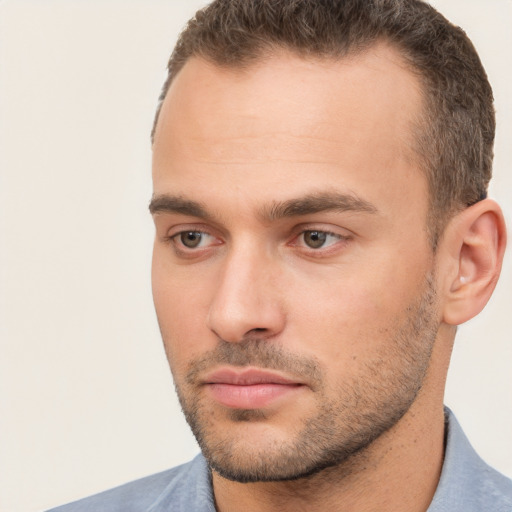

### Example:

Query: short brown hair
xmin=152 ymin=0 xmax=495 ymax=246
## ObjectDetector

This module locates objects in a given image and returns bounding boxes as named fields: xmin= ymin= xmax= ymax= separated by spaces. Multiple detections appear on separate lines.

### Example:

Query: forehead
xmin=152 ymin=44 xmax=426 ymax=218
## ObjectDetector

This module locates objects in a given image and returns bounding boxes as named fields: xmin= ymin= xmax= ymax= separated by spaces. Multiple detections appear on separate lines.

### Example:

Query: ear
xmin=439 ymin=199 xmax=507 ymax=326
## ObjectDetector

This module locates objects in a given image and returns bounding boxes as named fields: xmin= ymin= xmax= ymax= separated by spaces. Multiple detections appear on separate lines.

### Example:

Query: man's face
xmin=151 ymin=45 xmax=441 ymax=482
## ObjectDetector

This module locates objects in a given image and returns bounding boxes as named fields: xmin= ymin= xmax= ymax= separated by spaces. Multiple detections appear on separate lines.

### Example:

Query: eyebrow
xmin=263 ymin=191 xmax=378 ymax=221
xmin=148 ymin=191 xmax=378 ymax=221
xmin=149 ymin=195 xmax=211 ymax=218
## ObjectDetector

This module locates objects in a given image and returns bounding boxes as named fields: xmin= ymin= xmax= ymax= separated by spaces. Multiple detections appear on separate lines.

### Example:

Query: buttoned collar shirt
xmin=48 ymin=409 xmax=512 ymax=512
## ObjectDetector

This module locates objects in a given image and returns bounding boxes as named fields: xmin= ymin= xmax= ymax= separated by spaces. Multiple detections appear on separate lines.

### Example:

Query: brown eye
xmin=303 ymin=231 xmax=327 ymax=248
xmin=180 ymin=231 xmax=203 ymax=248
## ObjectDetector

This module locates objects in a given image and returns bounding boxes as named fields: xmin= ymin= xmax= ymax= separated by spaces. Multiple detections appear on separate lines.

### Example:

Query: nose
xmin=206 ymin=244 xmax=286 ymax=343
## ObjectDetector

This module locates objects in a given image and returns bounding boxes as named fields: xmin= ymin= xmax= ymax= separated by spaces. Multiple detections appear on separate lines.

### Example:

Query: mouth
xmin=201 ymin=367 xmax=305 ymax=409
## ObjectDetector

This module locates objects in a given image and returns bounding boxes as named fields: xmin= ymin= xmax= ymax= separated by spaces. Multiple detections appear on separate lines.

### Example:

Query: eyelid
xmin=290 ymin=222 xmax=354 ymax=239
xmin=288 ymin=225 xmax=353 ymax=255
xmin=164 ymin=222 xmax=219 ymax=240
xmin=161 ymin=224 xmax=224 ymax=258
xmin=170 ymin=230 xmax=212 ymax=244
xmin=169 ymin=230 xmax=218 ymax=245
xmin=295 ymin=230 xmax=348 ymax=245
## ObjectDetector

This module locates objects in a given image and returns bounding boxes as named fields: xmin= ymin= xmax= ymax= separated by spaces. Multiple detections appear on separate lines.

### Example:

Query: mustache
xmin=184 ymin=338 xmax=323 ymax=389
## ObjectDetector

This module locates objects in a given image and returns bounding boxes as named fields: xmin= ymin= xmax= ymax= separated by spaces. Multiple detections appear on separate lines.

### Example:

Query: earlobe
xmin=441 ymin=199 xmax=507 ymax=326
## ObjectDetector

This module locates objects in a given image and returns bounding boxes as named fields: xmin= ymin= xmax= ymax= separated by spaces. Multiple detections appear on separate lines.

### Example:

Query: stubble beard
xmin=168 ymin=273 xmax=439 ymax=483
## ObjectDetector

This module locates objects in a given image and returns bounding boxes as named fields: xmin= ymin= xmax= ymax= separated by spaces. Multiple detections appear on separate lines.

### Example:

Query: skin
xmin=151 ymin=43 xmax=506 ymax=512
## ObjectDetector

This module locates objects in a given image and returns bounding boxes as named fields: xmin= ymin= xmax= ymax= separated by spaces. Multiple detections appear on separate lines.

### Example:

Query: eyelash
xmin=164 ymin=229 xmax=218 ymax=256
xmin=163 ymin=227 xmax=351 ymax=258
xmin=295 ymin=230 xmax=348 ymax=247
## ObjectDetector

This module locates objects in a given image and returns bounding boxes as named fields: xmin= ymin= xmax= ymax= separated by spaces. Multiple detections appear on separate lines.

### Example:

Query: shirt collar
xmin=146 ymin=407 xmax=510 ymax=511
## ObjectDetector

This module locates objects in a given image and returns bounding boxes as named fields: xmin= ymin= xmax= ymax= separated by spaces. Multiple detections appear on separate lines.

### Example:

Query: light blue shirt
xmin=48 ymin=409 xmax=512 ymax=511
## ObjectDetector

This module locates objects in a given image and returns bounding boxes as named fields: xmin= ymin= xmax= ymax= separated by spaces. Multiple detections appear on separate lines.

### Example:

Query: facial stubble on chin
xmin=167 ymin=274 xmax=439 ymax=484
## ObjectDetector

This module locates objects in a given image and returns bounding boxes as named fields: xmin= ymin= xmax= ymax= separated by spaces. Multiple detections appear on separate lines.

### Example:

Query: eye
xmin=179 ymin=231 xmax=204 ymax=248
xmin=300 ymin=230 xmax=342 ymax=249
xmin=172 ymin=231 xmax=217 ymax=249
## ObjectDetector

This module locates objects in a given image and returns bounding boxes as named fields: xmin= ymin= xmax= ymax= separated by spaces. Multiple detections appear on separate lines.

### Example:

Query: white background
xmin=0 ymin=1 xmax=510 ymax=511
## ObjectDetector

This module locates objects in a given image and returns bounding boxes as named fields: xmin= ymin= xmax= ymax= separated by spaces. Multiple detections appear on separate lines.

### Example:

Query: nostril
xmin=246 ymin=327 xmax=268 ymax=336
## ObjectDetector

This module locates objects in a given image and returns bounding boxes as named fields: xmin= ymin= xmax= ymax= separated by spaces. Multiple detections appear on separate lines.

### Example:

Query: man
xmin=49 ymin=0 xmax=512 ymax=510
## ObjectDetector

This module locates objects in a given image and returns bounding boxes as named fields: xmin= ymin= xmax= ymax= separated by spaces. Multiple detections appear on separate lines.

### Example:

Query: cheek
xmin=291 ymin=281 xmax=385 ymax=349
xmin=285 ymin=260 xmax=426 ymax=361
xmin=151 ymin=251 xmax=215 ymax=367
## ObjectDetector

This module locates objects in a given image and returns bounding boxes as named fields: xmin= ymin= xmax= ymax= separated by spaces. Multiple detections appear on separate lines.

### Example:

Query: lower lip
xmin=206 ymin=383 xmax=303 ymax=409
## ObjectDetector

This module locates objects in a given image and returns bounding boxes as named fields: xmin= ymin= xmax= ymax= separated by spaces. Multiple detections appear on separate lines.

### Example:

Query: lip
xmin=203 ymin=368 xmax=301 ymax=386
xmin=202 ymin=367 xmax=305 ymax=409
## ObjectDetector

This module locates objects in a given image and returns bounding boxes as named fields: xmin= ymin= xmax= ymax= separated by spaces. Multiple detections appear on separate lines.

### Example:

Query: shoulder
xmin=428 ymin=409 xmax=512 ymax=512
xmin=46 ymin=454 xmax=215 ymax=512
